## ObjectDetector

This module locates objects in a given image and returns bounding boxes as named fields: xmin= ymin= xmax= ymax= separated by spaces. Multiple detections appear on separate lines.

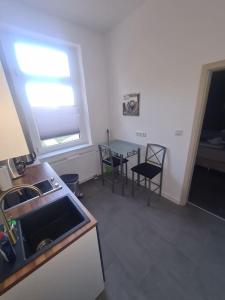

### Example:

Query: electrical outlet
xmin=175 ymin=130 xmax=183 ymax=136
xmin=136 ymin=131 xmax=147 ymax=137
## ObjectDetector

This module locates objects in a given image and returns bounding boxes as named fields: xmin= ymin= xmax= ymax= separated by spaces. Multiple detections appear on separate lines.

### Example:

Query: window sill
xmin=39 ymin=143 xmax=95 ymax=162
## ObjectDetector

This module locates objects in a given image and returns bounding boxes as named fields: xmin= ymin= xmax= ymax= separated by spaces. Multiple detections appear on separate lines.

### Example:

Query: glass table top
xmin=103 ymin=139 xmax=142 ymax=157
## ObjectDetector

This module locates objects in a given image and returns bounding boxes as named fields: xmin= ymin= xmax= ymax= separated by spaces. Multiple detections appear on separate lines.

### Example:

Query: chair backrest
xmin=98 ymin=144 xmax=113 ymax=166
xmin=145 ymin=144 xmax=166 ymax=169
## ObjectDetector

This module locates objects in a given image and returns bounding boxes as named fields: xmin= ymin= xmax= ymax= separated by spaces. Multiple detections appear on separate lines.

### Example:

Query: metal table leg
xmin=137 ymin=147 xmax=141 ymax=186
xmin=120 ymin=154 xmax=124 ymax=195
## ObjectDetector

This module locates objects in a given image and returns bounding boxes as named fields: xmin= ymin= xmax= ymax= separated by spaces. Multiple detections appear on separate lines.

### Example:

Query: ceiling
xmin=18 ymin=0 xmax=146 ymax=32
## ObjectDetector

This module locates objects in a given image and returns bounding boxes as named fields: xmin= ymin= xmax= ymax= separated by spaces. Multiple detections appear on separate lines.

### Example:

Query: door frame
xmin=181 ymin=59 xmax=225 ymax=205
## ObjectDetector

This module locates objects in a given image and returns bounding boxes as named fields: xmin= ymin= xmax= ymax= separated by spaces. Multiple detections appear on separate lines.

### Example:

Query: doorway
xmin=189 ymin=69 xmax=225 ymax=218
xmin=181 ymin=60 xmax=225 ymax=213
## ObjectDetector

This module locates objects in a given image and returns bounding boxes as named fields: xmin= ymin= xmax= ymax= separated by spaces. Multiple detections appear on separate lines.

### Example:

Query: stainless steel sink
xmin=18 ymin=195 xmax=90 ymax=260
xmin=4 ymin=179 xmax=62 ymax=210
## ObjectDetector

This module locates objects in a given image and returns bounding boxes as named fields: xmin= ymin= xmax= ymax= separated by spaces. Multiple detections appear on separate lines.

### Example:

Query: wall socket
xmin=136 ymin=131 xmax=147 ymax=137
xmin=175 ymin=130 xmax=183 ymax=136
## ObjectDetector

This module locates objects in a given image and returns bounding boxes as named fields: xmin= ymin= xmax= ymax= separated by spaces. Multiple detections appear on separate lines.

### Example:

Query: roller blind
xmin=32 ymin=106 xmax=80 ymax=140
xmin=14 ymin=42 xmax=80 ymax=142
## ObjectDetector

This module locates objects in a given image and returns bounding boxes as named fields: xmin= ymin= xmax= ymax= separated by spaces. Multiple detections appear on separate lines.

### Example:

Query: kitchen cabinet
xmin=3 ymin=227 xmax=104 ymax=300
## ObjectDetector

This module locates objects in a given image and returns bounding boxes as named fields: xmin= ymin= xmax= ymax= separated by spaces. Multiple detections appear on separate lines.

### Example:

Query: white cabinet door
xmin=3 ymin=227 xmax=104 ymax=300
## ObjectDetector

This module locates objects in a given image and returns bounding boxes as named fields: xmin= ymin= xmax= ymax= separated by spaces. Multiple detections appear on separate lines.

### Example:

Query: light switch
xmin=175 ymin=130 xmax=183 ymax=136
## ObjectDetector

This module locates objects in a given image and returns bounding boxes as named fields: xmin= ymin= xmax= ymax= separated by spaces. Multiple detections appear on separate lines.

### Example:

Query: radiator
xmin=49 ymin=146 xmax=100 ymax=183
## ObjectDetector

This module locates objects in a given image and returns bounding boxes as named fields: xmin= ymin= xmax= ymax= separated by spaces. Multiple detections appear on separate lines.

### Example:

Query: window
xmin=1 ymin=35 xmax=90 ymax=155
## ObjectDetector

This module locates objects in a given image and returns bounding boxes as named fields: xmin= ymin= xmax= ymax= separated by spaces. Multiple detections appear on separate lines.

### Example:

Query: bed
xmin=196 ymin=130 xmax=225 ymax=173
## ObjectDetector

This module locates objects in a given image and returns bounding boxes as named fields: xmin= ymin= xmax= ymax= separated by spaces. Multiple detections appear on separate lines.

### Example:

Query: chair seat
xmin=103 ymin=156 xmax=128 ymax=167
xmin=131 ymin=162 xmax=161 ymax=179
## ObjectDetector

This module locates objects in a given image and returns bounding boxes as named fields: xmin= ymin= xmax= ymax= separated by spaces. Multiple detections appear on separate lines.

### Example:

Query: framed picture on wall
xmin=123 ymin=93 xmax=140 ymax=116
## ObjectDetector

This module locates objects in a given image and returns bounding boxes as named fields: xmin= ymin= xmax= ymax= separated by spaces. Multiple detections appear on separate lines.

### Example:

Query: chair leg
xmin=101 ymin=162 xmax=104 ymax=185
xmin=112 ymin=167 xmax=115 ymax=193
xmin=159 ymin=173 xmax=163 ymax=197
xmin=147 ymin=178 xmax=151 ymax=206
xmin=144 ymin=177 xmax=147 ymax=188
xmin=132 ymin=171 xmax=135 ymax=197
xmin=125 ymin=162 xmax=128 ymax=185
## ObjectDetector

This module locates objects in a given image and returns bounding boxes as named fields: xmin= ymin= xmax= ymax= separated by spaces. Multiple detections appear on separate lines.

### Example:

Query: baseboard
xmin=80 ymin=174 xmax=182 ymax=206
xmin=161 ymin=191 xmax=181 ymax=205
xmin=79 ymin=174 xmax=99 ymax=184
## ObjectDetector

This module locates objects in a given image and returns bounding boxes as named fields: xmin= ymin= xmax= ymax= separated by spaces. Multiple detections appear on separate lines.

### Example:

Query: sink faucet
xmin=0 ymin=185 xmax=42 ymax=245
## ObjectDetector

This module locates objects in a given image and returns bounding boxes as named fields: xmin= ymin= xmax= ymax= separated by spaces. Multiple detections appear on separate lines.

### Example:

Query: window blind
xmin=31 ymin=106 xmax=80 ymax=140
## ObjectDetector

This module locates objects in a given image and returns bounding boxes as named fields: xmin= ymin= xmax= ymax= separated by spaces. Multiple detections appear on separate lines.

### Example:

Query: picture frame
xmin=123 ymin=93 xmax=140 ymax=116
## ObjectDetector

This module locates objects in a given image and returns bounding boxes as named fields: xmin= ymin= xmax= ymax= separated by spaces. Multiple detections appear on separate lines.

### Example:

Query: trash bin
xmin=60 ymin=174 xmax=83 ymax=198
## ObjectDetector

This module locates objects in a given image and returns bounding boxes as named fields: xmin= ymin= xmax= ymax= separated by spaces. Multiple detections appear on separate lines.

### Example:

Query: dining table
xmin=101 ymin=139 xmax=142 ymax=195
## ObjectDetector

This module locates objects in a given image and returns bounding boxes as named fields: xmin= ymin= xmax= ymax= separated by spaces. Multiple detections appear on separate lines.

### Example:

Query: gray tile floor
xmin=81 ymin=178 xmax=225 ymax=300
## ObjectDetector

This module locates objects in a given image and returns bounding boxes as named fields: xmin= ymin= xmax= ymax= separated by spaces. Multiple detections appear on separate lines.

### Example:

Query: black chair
xmin=131 ymin=143 xmax=166 ymax=205
xmin=98 ymin=144 xmax=128 ymax=193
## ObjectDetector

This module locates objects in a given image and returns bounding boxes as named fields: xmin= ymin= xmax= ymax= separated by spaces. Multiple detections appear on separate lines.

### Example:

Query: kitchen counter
xmin=0 ymin=162 xmax=98 ymax=295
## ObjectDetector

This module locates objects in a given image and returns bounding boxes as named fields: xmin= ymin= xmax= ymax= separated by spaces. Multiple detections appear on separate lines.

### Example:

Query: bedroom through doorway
xmin=189 ymin=69 xmax=225 ymax=219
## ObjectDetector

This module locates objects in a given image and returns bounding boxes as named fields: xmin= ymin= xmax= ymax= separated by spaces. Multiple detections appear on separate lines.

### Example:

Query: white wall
xmin=0 ymin=0 xmax=109 ymax=145
xmin=0 ymin=0 xmax=109 ymax=177
xmin=107 ymin=0 xmax=225 ymax=204
xmin=4 ymin=0 xmax=225 ymax=201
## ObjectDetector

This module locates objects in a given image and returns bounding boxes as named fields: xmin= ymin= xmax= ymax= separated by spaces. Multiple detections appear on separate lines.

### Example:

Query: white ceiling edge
xmin=16 ymin=0 xmax=146 ymax=33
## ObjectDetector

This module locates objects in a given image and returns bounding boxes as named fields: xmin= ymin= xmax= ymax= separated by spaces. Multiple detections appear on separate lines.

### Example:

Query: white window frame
xmin=0 ymin=30 xmax=91 ymax=156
